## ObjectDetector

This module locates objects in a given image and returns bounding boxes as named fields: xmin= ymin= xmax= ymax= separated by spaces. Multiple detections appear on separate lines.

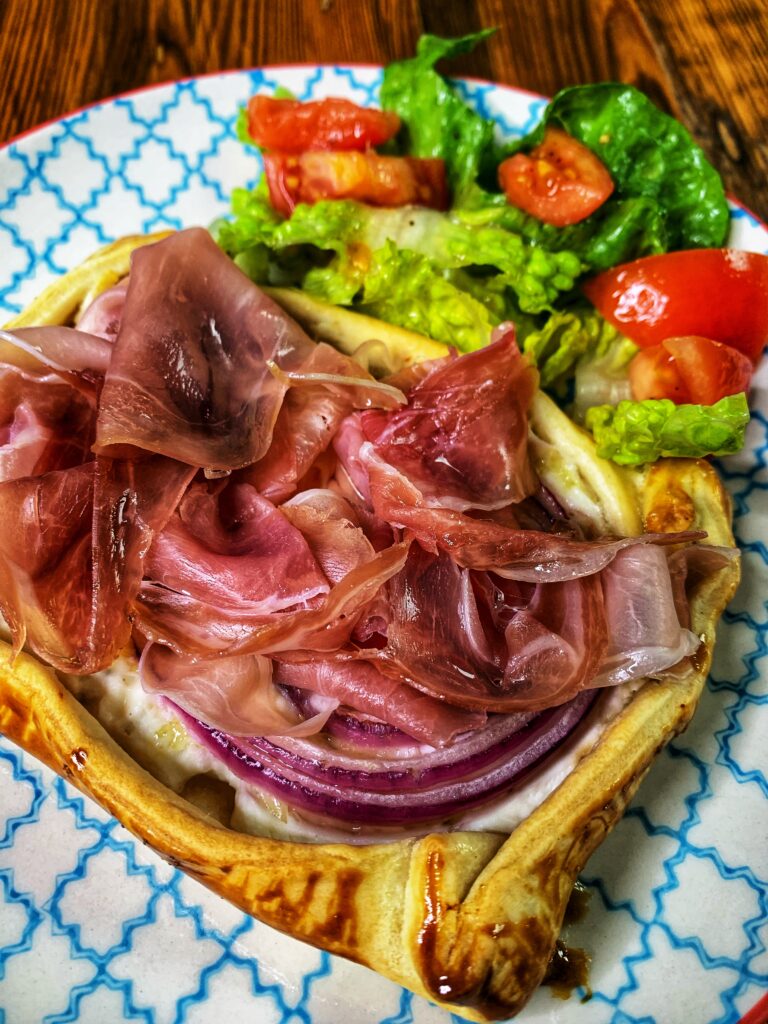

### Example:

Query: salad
xmin=213 ymin=29 xmax=767 ymax=467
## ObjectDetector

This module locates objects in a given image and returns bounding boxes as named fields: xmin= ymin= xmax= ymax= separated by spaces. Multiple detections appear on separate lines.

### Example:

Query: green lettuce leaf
xmin=572 ymin=333 xmax=637 ymax=419
xmin=305 ymin=240 xmax=498 ymax=351
xmin=380 ymin=30 xmax=498 ymax=197
xmin=457 ymin=181 xmax=681 ymax=273
xmin=213 ymin=194 xmax=584 ymax=323
xmin=506 ymin=83 xmax=729 ymax=252
xmin=521 ymin=307 xmax=626 ymax=389
xmin=353 ymin=205 xmax=584 ymax=313
xmin=212 ymin=185 xmax=281 ymax=257
xmin=235 ymin=107 xmax=256 ymax=148
xmin=585 ymin=394 xmax=749 ymax=466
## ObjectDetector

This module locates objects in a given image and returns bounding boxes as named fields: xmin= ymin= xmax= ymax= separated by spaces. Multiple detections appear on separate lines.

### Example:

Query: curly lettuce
xmin=585 ymin=394 xmax=750 ymax=466
xmin=455 ymin=186 xmax=671 ymax=272
xmin=213 ymin=196 xmax=585 ymax=348
xmin=520 ymin=307 xmax=628 ymax=390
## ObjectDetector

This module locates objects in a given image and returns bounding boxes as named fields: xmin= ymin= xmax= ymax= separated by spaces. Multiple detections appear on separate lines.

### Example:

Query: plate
xmin=0 ymin=66 xmax=767 ymax=1024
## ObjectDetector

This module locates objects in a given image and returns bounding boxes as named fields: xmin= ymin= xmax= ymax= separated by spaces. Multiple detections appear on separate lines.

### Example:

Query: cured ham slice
xmin=75 ymin=280 xmax=129 ymax=342
xmin=500 ymin=573 xmax=607 ymax=709
xmin=360 ymin=326 xmax=538 ymax=510
xmin=146 ymin=480 xmax=330 ymax=615
xmin=0 ymin=456 xmax=194 ymax=673
xmin=136 ymin=540 xmax=410 ymax=657
xmin=280 ymin=489 xmax=376 ymax=584
xmin=95 ymin=228 xmax=317 ymax=470
xmin=141 ymin=644 xmax=336 ymax=738
xmin=364 ymin=541 xmax=711 ymax=713
xmin=0 ymin=402 xmax=51 ymax=482
xmin=591 ymin=545 xmax=700 ymax=687
xmin=0 ymin=327 xmax=114 ymax=376
xmin=361 ymin=444 xmax=669 ymax=583
xmin=243 ymin=342 xmax=404 ymax=503
xmin=0 ymin=366 xmax=96 ymax=482
xmin=365 ymin=545 xmax=605 ymax=712
xmin=333 ymin=411 xmax=373 ymax=504
xmin=275 ymin=658 xmax=486 ymax=747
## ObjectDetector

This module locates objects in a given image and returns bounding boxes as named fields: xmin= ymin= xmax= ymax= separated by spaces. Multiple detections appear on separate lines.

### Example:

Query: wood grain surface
xmin=1 ymin=0 xmax=766 ymax=218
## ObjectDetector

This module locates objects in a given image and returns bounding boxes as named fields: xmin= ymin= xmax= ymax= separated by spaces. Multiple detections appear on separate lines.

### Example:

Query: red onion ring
xmin=181 ymin=691 xmax=596 ymax=825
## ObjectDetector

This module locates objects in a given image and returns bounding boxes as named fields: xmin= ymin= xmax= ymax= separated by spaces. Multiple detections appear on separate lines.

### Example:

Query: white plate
xmin=0 ymin=67 xmax=767 ymax=1024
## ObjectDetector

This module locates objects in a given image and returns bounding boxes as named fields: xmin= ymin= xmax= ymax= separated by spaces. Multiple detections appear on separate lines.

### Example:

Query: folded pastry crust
xmin=0 ymin=238 xmax=740 ymax=1021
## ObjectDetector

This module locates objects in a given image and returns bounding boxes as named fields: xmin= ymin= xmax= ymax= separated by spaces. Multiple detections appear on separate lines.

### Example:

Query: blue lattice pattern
xmin=0 ymin=69 xmax=766 ymax=1024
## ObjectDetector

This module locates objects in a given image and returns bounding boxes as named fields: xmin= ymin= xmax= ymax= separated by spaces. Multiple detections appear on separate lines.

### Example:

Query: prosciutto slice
xmin=360 ymin=326 xmax=538 ymax=510
xmin=275 ymin=658 xmax=486 ymax=748
xmin=590 ymin=545 xmax=700 ymax=688
xmin=141 ymin=644 xmax=336 ymax=738
xmin=136 ymin=540 xmax=410 ymax=657
xmin=0 ymin=366 xmax=96 ymax=482
xmin=0 ymin=327 xmax=114 ymax=377
xmin=280 ymin=490 xmax=377 ymax=584
xmin=500 ymin=574 xmax=608 ymax=710
xmin=0 ymin=455 xmax=194 ymax=673
xmin=144 ymin=481 xmax=329 ymax=617
xmin=362 ymin=545 xmax=607 ymax=712
xmin=95 ymin=228 xmax=317 ymax=470
xmin=243 ymin=342 xmax=404 ymax=503
xmin=76 ymin=280 xmax=129 ymax=342
xmin=361 ymin=443 xmax=682 ymax=583
xmin=333 ymin=412 xmax=373 ymax=504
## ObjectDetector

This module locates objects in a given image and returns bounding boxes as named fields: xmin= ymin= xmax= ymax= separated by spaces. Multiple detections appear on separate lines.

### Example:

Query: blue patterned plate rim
xmin=1 ymin=63 xmax=552 ymax=151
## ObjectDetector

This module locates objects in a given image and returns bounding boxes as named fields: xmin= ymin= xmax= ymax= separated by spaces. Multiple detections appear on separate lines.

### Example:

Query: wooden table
xmin=1 ymin=0 xmax=766 ymax=219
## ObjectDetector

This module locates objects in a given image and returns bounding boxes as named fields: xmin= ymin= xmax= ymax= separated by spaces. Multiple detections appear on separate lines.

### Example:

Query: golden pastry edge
xmin=0 ymin=234 xmax=740 ymax=1021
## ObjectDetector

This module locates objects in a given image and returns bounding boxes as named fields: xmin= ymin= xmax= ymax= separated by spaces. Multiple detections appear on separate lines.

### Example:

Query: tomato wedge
xmin=264 ymin=151 xmax=449 ymax=216
xmin=629 ymin=336 xmax=753 ymax=405
xmin=629 ymin=345 xmax=687 ymax=403
xmin=247 ymin=96 xmax=401 ymax=153
xmin=583 ymin=249 xmax=768 ymax=364
xmin=497 ymin=126 xmax=614 ymax=227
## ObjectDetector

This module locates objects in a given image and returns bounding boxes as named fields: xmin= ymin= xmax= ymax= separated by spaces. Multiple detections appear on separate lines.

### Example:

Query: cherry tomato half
xmin=497 ymin=127 xmax=614 ymax=227
xmin=247 ymin=96 xmax=401 ymax=153
xmin=264 ymin=151 xmax=449 ymax=216
xmin=583 ymin=249 xmax=768 ymax=365
xmin=629 ymin=336 xmax=753 ymax=405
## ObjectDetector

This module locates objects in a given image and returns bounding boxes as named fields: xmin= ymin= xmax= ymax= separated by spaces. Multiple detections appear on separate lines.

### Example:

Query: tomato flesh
xmin=629 ymin=345 xmax=688 ymax=403
xmin=498 ymin=127 xmax=614 ymax=227
xmin=583 ymin=249 xmax=768 ymax=364
xmin=264 ymin=151 xmax=449 ymax=216
xmin=629 ymin=336 xmax=753 ymax=404
xmin=247 ymin=96 xmax=401 ymax=153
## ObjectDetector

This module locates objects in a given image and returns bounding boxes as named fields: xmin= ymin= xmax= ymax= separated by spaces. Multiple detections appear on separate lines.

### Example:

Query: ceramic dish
xmin=0 ymin=67 xmax=766 ymax=1024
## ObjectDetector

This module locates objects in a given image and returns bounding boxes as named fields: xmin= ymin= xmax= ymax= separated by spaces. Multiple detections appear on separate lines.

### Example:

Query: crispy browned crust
xmin=0 ymin=238 xmax=740 ymax=1021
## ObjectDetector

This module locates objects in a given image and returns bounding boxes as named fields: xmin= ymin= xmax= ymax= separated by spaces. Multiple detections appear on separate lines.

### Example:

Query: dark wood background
xmin=1 ymin=0 xmax=766 ymax=219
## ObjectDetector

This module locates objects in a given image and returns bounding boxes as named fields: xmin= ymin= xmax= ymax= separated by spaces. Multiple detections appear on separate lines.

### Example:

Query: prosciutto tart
xmin=0 ymin=232 xmax=739 ymax=1021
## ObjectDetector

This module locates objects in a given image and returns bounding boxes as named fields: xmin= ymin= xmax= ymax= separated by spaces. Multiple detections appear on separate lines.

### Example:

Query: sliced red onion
xmin=180 ymin=691 xmax=595 ymax=825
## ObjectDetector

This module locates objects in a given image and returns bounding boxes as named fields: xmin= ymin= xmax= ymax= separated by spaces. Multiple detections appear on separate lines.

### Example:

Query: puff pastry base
xmin=0 ymin=238 xmax=740 ymax=1021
